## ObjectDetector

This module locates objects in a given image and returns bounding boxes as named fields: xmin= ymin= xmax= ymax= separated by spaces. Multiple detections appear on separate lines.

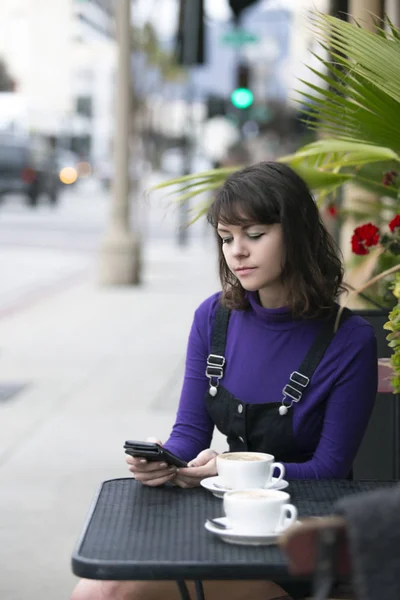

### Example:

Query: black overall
xmin=204 ymin=304 xmax=351 ymax=462
xmin=202 ymin=304 xmax=351 ymax=599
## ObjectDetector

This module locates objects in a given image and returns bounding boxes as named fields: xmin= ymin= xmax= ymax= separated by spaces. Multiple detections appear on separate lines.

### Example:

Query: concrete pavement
xmin=0 ymin=233 xmax=226 ymax=599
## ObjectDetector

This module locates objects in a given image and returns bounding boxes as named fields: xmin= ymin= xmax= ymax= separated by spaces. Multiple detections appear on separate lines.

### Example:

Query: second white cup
xmin=223 ymin=489 xmax=298 ymax=534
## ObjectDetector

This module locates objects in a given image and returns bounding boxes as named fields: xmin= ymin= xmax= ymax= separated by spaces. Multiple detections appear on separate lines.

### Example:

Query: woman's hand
xmin=173 ymin=449 xmax=218 ymax=489
xmin=126 ymin=438 xmax=177 ymax=487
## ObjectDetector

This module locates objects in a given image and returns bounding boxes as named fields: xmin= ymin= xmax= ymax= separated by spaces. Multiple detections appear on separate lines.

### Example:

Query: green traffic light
xmin=231 ymin=87 xmax=254 ymax=109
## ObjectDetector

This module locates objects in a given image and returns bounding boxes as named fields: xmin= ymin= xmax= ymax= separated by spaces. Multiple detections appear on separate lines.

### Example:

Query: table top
xmin=72 ymin=478 xmax=397 ymax=582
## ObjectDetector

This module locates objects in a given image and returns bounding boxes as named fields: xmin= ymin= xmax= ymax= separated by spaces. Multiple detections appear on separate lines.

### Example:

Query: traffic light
xmin=176 ymin=0 xmax=205 ymax=65
xmin=229 ymin=0 xmax=259 ymax=20
xmin=231 ymin=63 xmax=253 ymax=110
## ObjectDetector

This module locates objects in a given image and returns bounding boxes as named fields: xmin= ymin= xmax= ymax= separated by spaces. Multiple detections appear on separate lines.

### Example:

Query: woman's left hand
xmin=173 ymin=449 xmax=218 ymax=488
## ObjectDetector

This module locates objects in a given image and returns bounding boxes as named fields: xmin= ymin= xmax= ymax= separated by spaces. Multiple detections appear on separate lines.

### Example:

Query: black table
xmin=71 ymin=478 xmax=396 ymax=599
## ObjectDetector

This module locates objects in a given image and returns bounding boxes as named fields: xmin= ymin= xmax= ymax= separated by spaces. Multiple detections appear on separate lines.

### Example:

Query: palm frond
xmin=302 ymin=13 xmax=400 ymax=148
xmin=151 ymin=12 xmax=400 ymax=224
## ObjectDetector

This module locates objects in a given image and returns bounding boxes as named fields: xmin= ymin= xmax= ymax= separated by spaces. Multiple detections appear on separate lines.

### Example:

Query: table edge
xmin=72 ymin=478 xmax=134 ymax=562
xmin=71 ymin=554 xmax=295 ymax=582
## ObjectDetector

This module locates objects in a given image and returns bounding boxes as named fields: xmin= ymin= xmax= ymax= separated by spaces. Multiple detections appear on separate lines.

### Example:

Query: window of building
xmin=76 ymin=96 xmax=93 ymax=118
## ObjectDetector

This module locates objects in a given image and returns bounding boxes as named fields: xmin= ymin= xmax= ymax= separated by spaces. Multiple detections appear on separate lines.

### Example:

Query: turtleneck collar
xmin=246 ymin=291 xmax=298 ymax=326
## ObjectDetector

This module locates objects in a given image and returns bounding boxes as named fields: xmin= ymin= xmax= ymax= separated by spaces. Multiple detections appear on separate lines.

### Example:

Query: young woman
xmin=71 ymin=162 xmax=377 ymax=600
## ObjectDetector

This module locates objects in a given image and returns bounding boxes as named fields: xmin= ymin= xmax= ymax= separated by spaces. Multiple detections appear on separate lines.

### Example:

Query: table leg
xmin=176 ymin=580 xmax=206 ymax=600
xmin=194 ymin=580 xmax=205 ymax=600
xmin=176 ymin=581 xmax=191 ymax=600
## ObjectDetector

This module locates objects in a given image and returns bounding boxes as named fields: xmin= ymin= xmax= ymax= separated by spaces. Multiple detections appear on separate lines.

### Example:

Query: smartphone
xmin=124 ymin=440 xmax=188 ymax=468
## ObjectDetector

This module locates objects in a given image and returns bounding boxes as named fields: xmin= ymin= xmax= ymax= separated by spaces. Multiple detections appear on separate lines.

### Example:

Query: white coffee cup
xmin=216 ymin=452 xmax=285 ymax=490
xmin=223 ymin=489 xmax=298 ymax=534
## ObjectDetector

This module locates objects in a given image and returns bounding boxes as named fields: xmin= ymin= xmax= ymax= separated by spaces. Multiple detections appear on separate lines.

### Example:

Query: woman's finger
xmin=132 ymin=466 xmax=177 ymax=481
xmin=140 ymin=473 xmax=176 ymax=487
xmin=174 ymin=476 xmax=199 ymax=489
xmin=188 ymin=449 xmax=218 ymax=467
xmin=178 ymin=463 xmax=215 ymax=479
xmin=127 ymin=459 xmax=170 ymax=473
xmin=177 ymin=466 xmax=204 ymax=478
xmin=146 ymin=437 xmax=163 ymax=445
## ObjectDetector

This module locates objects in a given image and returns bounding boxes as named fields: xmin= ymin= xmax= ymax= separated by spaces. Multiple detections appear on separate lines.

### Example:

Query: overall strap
xmin=279 ymin=307 xmax=353 ymax=415
xmin=206 ymin=303 xmax=231 ymax=396
xmin=210 ymin=303 xmax=231 ymax=356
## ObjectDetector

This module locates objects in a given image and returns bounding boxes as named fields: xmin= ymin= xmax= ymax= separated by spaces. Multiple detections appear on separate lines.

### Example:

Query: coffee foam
xmin=229 ymin=490 xmax=279 ymax=499
xmin=218 ymin=453 xmax=264 ymax=462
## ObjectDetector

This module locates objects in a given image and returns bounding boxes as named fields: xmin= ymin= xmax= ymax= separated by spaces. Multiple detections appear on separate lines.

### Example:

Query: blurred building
xmin=0 ymin=0 xmax=116 ymax=164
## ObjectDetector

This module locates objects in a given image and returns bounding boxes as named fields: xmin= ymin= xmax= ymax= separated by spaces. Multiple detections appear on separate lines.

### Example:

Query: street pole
xmin=349 ymin=0 xmax=383 ymax=28
xmin=99 ymin=0 xmax=141 ymax=285
xmin=176 ymin=0 xmax=204 ymax=246
xmin=339 ymin=0 xmax=383 ymax=297
xmin=178 ymin=75 xmax=193 ymax=246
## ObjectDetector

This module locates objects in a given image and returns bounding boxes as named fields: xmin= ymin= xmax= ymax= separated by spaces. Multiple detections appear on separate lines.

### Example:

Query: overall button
xmin=237 ymin=403 xmax=243 ymax=414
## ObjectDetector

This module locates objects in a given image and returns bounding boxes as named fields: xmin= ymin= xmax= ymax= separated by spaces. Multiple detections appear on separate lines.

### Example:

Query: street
xmin=0 ymin=175 xmax=223 ymax=600
xmin=0 ymin=174 xmax=211 ymax=318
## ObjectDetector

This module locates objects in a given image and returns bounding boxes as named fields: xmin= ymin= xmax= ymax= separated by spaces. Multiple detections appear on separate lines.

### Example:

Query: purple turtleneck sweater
xmin=164 ymin=292 xmax=378 ymax=479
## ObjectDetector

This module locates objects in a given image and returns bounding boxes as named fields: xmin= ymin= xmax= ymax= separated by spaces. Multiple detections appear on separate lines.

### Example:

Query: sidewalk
xmin=0 ymin=239 xmax=225 ymax=600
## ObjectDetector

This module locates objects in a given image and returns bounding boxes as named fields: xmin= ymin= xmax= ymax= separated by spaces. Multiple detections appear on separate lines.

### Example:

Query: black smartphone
xmin=124 ymin=440 xmax=188 ymax=468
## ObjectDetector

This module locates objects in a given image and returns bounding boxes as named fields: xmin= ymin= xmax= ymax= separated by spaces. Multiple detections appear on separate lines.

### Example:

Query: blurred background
xmin=0 ymin=1 xmax=399 ymax=599
xmin=0 ymin=0 xmax=327 ymax=253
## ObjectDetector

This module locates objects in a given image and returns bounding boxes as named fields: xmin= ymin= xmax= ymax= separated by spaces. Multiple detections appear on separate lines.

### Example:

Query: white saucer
xmin=205 ymin=517 xmax=300 ymax=546
xmin=200 ymin=476 xmax=289 ymax=499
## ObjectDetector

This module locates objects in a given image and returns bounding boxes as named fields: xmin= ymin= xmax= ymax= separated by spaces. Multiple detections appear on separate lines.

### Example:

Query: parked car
xmin=0 ymin=134 xmax=60 ymax=206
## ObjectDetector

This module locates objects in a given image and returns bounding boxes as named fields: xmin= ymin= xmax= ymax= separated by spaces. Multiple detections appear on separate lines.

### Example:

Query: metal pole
xmin=178 ymin=75 xmax=193 ymax=246
xmin=177 ymin=0 xmax=202 ymax=246
xmin=99 ymin=0 xmax=141 ymax=285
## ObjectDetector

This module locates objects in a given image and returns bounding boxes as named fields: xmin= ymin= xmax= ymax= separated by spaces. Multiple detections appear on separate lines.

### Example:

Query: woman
xmin=71 ymin=162 xmax=377 ymax=600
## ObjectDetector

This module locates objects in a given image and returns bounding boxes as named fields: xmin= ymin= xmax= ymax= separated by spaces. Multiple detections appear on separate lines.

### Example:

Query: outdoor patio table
xmin=71 ymin=478 xmax=396 ymax=600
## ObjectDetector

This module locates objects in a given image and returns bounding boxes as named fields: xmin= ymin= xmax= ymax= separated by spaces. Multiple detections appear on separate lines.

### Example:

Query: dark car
xmin=0 ymin=134 xmax=60 ymax=206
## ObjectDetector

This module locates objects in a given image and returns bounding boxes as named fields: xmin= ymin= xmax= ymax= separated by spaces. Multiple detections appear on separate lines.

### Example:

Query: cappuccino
xmin=219 ymin=453 xmax=264 ymax=462
xmin=229 ymin=490 xmax=278 ymax=499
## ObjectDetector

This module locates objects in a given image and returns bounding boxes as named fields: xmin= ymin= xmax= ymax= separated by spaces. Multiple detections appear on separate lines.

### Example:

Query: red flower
xmin=382 ymin=171 xmax=398 ymax=186
xmin=351 ymin=223 xmax=380 ymax=255
xmin=389 ymin=214 xmax=400 ymax=233
xmin=327 ymin=203 xmax=338 ymax=218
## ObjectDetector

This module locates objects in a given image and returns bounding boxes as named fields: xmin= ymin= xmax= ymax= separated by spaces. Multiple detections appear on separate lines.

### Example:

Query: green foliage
xmin=153 ymin=13 xmax=400 ymax=218
xmin=383 ymin=273 xmax=400 ymax=393
xmin=132 ymin=23 xmax=186 ymax=83
xmin=281 ymin=13 xmax=400 ymax=205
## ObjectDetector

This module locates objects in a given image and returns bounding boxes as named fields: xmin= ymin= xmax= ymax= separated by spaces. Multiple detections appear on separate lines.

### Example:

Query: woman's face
xmin=217 ymin=221 xmax=287 ymax=304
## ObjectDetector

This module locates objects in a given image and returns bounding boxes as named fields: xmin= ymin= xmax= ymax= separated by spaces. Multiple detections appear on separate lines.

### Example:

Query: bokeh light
xmin=59 ymin=167 xmax=78 ymax=185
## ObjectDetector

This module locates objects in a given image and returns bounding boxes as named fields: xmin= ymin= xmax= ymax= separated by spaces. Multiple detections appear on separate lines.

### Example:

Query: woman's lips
xmin=235 ymin=267 xmax=257 ymax=276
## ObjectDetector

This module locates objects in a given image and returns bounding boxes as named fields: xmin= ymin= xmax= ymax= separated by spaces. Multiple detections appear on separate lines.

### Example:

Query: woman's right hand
xmin=126 ymin=438 xmax=178 ymax=487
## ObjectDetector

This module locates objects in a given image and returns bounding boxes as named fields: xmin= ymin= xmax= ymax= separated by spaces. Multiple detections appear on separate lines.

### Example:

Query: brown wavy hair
xmin=207 ymin=162 xmax=345 ymax=318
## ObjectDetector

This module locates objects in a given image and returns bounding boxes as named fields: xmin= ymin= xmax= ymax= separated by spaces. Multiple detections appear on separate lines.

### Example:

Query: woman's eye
xmin=221 ymin=237 xmax=232 ymax=244
xmin=247 ymin=233 xmax=264 ymax=240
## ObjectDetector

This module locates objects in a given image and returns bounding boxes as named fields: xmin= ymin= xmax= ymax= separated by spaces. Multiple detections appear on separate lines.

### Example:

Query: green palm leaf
xmin=303 ymin=13 xmax=400 ymax=147
xmin=152 ymin=12 xmax=400 ymax=221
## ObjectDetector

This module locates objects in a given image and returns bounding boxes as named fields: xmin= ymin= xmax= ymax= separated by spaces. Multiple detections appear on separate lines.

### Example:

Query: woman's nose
xmin=231 ymin=238 xmax=249 ymax=257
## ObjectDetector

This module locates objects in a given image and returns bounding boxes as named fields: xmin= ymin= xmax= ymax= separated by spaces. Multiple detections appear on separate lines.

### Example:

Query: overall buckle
xmin=282 ymin=371 xmax=310 ymax=403
xmin=205 ymin=354 xmax=225 ymax=379
xmin=206 ymin=354 xmax=225 ymax=397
